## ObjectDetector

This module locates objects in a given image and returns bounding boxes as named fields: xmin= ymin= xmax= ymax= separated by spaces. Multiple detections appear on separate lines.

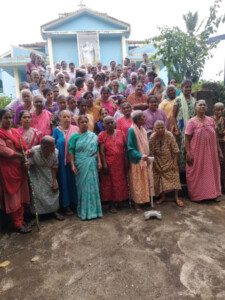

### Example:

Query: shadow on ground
xmin=1 ymin=197 xmax=225 ymax=300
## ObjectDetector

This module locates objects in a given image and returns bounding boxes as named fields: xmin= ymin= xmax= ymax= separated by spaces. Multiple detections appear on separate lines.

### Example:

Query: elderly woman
xmin=31 ymin=95 xmax=52 ymax=137
xmin=185 ymin=100 xmax=222 ymax=202
xmin=30 ymin=70 xmax=40 ymax=92
xmin=14 ymin=90 xmax=34 ymax=125
xmin=143 ymin=96 xmax=169 ymax=136
xmin=67 ymin=95 xmax=79 ymax=116
xmin=117 ymin=102 xmax=133 ymax=141
xmin=17 ymin=110 xmax=41 ymax=149
xmin=29 ymin=136 xmax=64 ymax=220
xmin=113 ymin=97 xmax=127 ymax=121
xmin=127 ymin=82 xmax=148 ymax=111
xmin=162 ymin=78 xmax=181 ymax=100
xmin=99 ymin=116 xmax=128 ymax=213
xmin=53 ymin=110 xmax=79 ymax=215
xmin=85 ymin=78 xmax=99 ymax=100
xmin=127 ymin=110 xmax=151 ymax=212
xmin=212 ymin=102 xmax=225 ymax=191
xmin=110 ymin=80 xmax=124 ymax=106
xmin=51 ymin=95 xmax=68 ymax=129
xmin=33 ymin=77 xmax=47 ymax=98
xmin=68 ymin=115 xmax=102 ymax=220
xmin=93 ymin=74 xmax=103 ymax=96
xmin=150 ymin=120 xmax=183 ymax=207
xmin=148 ymin=77 xmax=166 ymax=102
xmin=173 ymin=79 xmax=196 ymax=174
xmin=159 ymin=85 xmax=177 ymax=131
xmin=0 ymin=109 xmax=31 ymax=233
xmin=94 ymin=87 xmax=117 ymax=121
xmin=75 ymin=77 xmax=86 ymax=100
xmin=125 ymin=73 xmax=137 ymax=97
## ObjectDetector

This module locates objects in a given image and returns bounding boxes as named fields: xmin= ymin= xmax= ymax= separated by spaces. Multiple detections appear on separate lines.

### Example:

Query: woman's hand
xmin=71 ymin=164 xmax=79 ymax=175
xmin=103 ymin=163 xmax=109 ymax=174
xmin=26 ymin=149 xmax=33 ymax=158
xmin=186 ymin=152 xmax=194 ymax=166
xmin=173 ymin=129 xmax=180 ymax=137
xmin=23 ymin=161 xmax=30 ymax=171
xmin=98 ymin=162 xmax=102 ymax=171
xmin=142 ymin=155 xmax=149 ymax=162
xmin=52 ymin=181 xmax=58 ymax=192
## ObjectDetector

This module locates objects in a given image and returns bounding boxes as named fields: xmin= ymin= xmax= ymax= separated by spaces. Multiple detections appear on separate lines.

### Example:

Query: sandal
xmin=15 ymin=225 xmax=32 ymax=234
xmin=53 ymin=212 xmax=65 ymax=221
xmin=134 ymin=204 xmax=143 ymax=213
xmin=176 ymin=199 xmax=184 ymax=207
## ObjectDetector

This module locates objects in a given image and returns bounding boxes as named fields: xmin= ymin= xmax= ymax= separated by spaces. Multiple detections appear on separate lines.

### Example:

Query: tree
xmin=150 ymin=0 xmax=225 ymax=83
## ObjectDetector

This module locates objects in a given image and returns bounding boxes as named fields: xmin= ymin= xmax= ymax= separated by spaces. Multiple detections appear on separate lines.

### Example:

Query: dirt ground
xmin=1 ymin=196 xmax=225 ymax=300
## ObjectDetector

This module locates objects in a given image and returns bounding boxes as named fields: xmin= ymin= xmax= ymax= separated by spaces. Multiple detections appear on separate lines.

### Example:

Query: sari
xmin=127 ymin=124 xmax=152 ymax=203
xmin=17 ymin=127 xmax=41 ymax=149
xmin=68 ymin=131 xmax=102 ymax=220
xmin=30 ymin=109 xmax=52 ymax=137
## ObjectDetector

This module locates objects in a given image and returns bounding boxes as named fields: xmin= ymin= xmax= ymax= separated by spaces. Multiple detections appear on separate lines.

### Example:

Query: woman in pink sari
xmin=17 ymin=110 xmax=42 ymax=149
xmin=30 ymin=95 xmax=52 ymax=137
xmin=185 ymin=100 xmax=222 ymax=202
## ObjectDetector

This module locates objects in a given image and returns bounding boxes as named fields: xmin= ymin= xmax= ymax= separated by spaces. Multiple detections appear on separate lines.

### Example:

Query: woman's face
xmin=196 ymin=101 xmax=206 ymax=114
xmin=78 ymin=118 xmax=89 ymax=132
xmin=137 ymin=115 xmax=146 ymax=126
xmin=170 ymin=79 xmax=177 ymax=87
xmin=86 ymin=94 xmax=93 ymax=107
xmin=46 ymin=91 xmax=53 ymax=102
xmin=22 ymin=92 xmax=32 ymax=105
xmin=95 ymin=77 xmax=102 ymax=86
xmin=101 ymin=90 xmax=109 ymax=101
xmin=112 ymin=82 xmax=119 ymax=92
xmin=40 ymin=79 xmax=47 ymax=90
xmin=87 ymin=80 xmax=94 ymax=90
xmin=0 ymin=112 xmax=12 ymax=129
xmin=214 ymin=106 xmax=224 ymax=118
xmin=122 ymin=104 xmax=132 ymax=117
xmin=60 ymin=111 xmax=71 ymax=126
xmin=20 ymin=112 xmax=31 ymax=128
xmin=104 ymin=118 xmax=114 ymax=132
xmin=167 ymin=88 xmax=176 ymax=100
xmin=120 ymin=98 xmax=127 ymax=108
xmin=32 ymin=72 xmax=40 ymax=83
xmin=34 ymin=97 xmax=44 ymax=110
xmin=154 ymin=78 xmax=161 ymax=87
xmin=69 ymin=88 xmax=77 ymax=96
xmin=39 ymin=72 xmax=45 ymax=80
xmin=58 ymin=98 xmax=67 ymax=110
xmin=182 ymin=83 xmax=192 ymax=96
xmin=149 ymin=98 xmax=158 ymax=111
xmin=53 ymin=89 xmax=59 ymax=100
xmin=78 ymin=103 xmax=87 ymax=114
xmin=131 ymin=76 xmax=137 ymax=85
xmin=155 ymin=123 xmax=165 ymax=137
xmin=100 ymin=109 xmax=109 ymax=120
xmin=68 ymin=98 xmax=77 ymax=110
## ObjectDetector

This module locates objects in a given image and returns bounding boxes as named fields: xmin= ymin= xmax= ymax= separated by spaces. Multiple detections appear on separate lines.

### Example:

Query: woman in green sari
xmin=172 ymin=79 xmax=195 ymax=176
xmin=68 ymin=115 xmax=103 ymax=220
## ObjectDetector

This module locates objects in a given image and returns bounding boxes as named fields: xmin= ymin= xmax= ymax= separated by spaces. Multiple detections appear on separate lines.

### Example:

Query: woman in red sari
xmin=98 ymin=116 xmax=128 ymax=213
xmin=0 ymin=109 xmax=31 ymax=233
xmin=30 ymin=95 xmax=52 ymax=137
xmin=116 ymin=102 xmax=133 ymax=141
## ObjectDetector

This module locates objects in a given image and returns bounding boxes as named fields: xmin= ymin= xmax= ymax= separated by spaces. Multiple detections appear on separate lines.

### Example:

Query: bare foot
xmin=176 ymin=199 xmax=184 ymax=207
xmin=156 ymin=198 xmax=165 ymax=205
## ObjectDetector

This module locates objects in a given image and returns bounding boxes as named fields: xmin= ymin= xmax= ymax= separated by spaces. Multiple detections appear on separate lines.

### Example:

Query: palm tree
xmin=183 ymin=11 xmax=199 ymax=36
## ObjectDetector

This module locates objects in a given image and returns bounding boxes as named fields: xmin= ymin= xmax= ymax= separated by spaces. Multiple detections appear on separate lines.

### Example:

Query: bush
xmin=0 ymin=96 xmax=12 ymax=109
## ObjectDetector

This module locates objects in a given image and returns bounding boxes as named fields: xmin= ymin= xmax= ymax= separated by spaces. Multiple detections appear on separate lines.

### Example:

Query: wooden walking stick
xmin=19 ymin=137 xmax=40 ymax=231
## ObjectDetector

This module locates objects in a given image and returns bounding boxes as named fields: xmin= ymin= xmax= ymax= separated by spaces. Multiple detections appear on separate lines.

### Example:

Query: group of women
xmin=0 ymin=60 xmax=224 ymax=233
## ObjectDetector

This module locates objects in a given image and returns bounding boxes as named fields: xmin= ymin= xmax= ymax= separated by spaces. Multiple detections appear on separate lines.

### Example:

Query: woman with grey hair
xmin=149 ymin=120 xmax=182 ymax=206
xmin=29 ymin=136 xmax=64 ymax=220
xmin=127 ymin=110 xmax=151 ymax=212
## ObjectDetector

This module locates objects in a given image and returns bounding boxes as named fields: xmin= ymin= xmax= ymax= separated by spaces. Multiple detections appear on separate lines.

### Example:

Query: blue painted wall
xmin=0 ymin=68 xmax=16 ymax=98
xmin=47 ymin=12 xmax=126 ymax=32
xmin=12 ymin=47 xmax=31 ymax=58
xmin=99 ymin=35 xmax=122 ymax=65
xmin=52 ymin=36 xmax=79 ymax=66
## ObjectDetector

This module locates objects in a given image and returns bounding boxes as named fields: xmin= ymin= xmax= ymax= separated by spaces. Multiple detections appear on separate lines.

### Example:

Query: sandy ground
xmin=1 ymin=196 xmax=225 ymax=300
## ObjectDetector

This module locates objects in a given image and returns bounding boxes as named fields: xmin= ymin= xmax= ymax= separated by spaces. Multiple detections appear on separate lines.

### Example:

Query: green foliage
xmin=0 ymin=96 xmax=12 ymax=109
xmin=149 ymin=0 xmax=225 ymax=83
xmin=183 ymin=11 xmax=199 ymax=36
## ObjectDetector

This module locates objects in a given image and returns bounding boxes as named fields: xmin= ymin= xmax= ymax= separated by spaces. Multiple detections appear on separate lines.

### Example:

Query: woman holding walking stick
xmin=0 ymin=109 xmax=31 ymax=233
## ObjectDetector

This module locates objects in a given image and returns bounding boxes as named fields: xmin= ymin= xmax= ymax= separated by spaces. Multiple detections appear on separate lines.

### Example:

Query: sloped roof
xmin=19 ymin=42 xmax=46 ymax=48
xmin=41 ymin=8 xmax=130 ymax=32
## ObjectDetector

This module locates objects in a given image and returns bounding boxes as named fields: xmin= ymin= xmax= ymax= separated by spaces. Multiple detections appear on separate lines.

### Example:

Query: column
xmin=14 ymin=68 xmax=20 ymax=97
xmin=121 ymin=34 xmax=126 ymax=62
xmin=47 ymin=36 xmax=54 ymax=70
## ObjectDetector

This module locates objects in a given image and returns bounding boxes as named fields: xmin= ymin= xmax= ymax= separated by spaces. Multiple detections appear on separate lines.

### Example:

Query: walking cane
xmin=19 ymin=137 xmax=40 ymax=231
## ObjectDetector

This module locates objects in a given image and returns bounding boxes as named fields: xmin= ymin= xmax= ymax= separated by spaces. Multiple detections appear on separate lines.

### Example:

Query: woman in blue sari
xmin=53 ymin=110 xmax=79 ymax=215
xmin=68 ymin=115 xmax=103 ymax=220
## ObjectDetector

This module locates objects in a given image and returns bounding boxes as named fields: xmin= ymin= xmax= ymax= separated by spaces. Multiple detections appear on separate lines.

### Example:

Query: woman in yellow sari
xmin=159 ymin=85 xmax=177 ymax=132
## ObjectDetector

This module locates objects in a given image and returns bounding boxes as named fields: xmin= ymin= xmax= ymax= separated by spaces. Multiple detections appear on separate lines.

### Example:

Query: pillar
xmin=14 ymin=68 xmax=20 ymax=97
xmin=121 ymin=34 xmax=126 ymax=62
xmin=47 ymin=36 xmax=54 ymax=70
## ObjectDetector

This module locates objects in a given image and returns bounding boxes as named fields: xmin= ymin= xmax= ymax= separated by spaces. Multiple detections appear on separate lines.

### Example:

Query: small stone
xmin=0 ymin=260 xmax=10 ymax=268
xmin=31 ymin=256 xmax=39 ymax=262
